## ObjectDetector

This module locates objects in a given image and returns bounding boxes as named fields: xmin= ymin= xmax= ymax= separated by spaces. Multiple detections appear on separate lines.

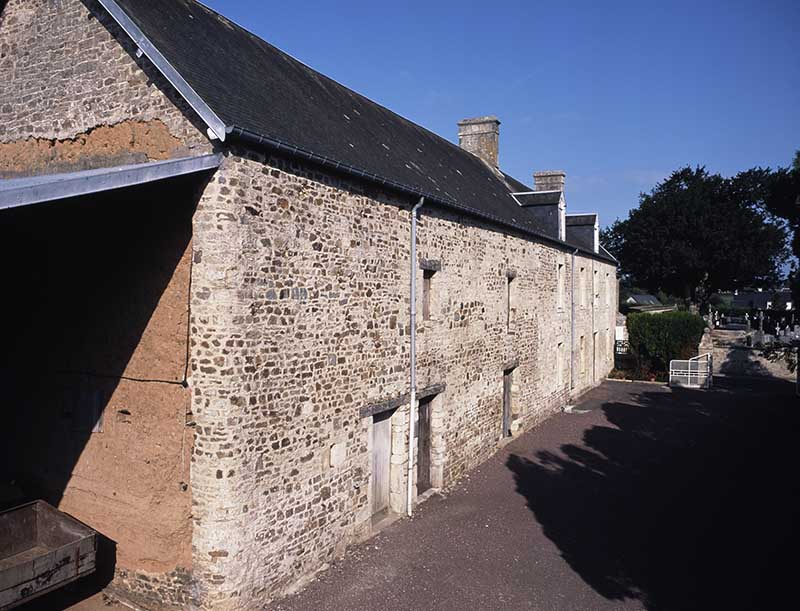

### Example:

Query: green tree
xmin=762 ymin=150 xmax=800 ymax=302
xmin=757 ymin=151 xmax=800 ymax=375
xmin=602 ymin=166 xmax=788 ymax=309
xmin=627 ymin=311 xmax=707 ymax=376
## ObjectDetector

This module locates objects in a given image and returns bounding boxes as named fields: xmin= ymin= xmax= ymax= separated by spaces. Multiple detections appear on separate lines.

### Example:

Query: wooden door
xmin=417 ymin=398 xmax=432 ymax=494
xmin=503 ymin=370 xmax=512 ymax=437
xmin=371 ymin=411 xmax=393 ymax=519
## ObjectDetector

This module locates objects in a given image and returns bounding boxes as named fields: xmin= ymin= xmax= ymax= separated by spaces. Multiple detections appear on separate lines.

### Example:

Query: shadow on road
xmin=714 ymin=328 xmax=793 ymax=379
xmin=718 ymin=346 xmax=775 ymax=377
xmin=508 ymin=377 xmax=799 ymax=610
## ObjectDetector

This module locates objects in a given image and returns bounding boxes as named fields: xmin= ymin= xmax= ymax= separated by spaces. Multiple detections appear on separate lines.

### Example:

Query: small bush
xmin=627 ymin=311 xmax=707 ymax=374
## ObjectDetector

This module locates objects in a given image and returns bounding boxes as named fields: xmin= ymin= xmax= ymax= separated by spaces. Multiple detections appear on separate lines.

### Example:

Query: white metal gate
xmin=669 ymin=353 xmax=713 ymax=388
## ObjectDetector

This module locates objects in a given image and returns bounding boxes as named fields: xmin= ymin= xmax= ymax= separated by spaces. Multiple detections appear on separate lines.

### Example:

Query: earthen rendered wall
xmin=189 ymin=150 xmax=617 ymax=609
xmin=1 ymin=0 xmax=211 ymax=608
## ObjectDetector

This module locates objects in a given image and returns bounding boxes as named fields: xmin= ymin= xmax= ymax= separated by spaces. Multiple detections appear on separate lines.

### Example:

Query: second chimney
xmin=533 ymin=170 xmax=566 ymax=192
xmin=458 ymin=116 xmax=500 ymax=167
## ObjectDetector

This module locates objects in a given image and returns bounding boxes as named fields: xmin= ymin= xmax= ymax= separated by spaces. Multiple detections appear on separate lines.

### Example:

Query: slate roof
xmin=627 ymin=294 xmax=662 ymax=306
xmin=106 ymin=0 xmax=614 ymax=263
xmin=566 ymin=214 xmax=597 ymax=226
xmin=732 ymin=291 xmax=790 ymax=310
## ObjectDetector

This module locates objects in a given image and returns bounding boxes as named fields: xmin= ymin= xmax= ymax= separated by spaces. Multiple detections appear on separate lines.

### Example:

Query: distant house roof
xmin=733 ymin=290 xmax=792 ymax=310
xmin=100 ymin=0 xmax=615 ymax=264
xmin=626 ymin=294 xmax=662 ymax=306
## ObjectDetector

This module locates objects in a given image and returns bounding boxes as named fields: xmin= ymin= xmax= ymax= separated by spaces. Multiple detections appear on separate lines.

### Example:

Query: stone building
xmin=0 ymin=1 xmax=617 ymax=609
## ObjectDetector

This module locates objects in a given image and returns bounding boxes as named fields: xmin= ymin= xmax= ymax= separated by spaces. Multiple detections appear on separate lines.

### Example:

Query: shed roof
xmin=0 ymin=154 xmax=222 ymax=210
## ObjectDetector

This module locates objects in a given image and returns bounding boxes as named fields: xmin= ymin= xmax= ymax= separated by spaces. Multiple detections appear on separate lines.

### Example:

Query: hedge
xmin=627 ymin=311 xmax=707 ymax=375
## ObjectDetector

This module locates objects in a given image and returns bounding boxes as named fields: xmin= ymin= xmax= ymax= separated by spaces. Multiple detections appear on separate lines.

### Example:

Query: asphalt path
xmin=274 ymin=377 xmax=799 ymax=611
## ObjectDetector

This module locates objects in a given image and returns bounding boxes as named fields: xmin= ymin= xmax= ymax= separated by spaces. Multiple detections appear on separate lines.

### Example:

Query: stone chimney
xmin=457 ymin=116 xmax=500 ymax=167
xmin=533 ymin=170 xmax=566 ymax=192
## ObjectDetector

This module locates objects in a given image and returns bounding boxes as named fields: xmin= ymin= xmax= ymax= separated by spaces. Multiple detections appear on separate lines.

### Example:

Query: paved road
xmin=274 ymin=377 xmax=799 ymax=611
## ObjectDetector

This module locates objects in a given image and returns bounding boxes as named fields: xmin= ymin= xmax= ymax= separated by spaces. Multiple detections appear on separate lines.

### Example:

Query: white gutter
xmin=407 ymin=196 xmax=425 ymax=517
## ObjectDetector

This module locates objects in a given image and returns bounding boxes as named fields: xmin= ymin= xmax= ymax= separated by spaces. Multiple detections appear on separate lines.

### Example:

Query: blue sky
xmin=202 ymin=0 xmax=799 ymax=228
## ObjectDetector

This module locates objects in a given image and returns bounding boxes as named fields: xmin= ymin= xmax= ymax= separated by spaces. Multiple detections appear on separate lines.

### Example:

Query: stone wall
xmin=0 ymin=0 xmax=211 ymax=607
xmin=0 ymin=0 xmax=210 ymax=177
xmin=189 ymin=149 xmax=616 ymax=609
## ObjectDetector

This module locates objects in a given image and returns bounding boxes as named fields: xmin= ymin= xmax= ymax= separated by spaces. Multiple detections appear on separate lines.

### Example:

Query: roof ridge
xmin=102 ymin=0 xmax=615 ymax=265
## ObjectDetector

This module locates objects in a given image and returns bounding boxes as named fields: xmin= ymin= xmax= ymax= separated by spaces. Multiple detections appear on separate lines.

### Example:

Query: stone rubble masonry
xmin=188 ymin=148 xmax=616 ymax=610
xmin=534 ymin=170 xmax=567 ymax=192
xmin=110 ymin=567 xmax=194 ymax=611
xmin=457 ymin=116 xmax=501 ymax=168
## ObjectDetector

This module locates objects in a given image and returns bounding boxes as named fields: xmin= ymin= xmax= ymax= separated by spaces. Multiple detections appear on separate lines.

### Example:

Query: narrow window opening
xmin=422 ymin=269 xmax=434 ymax=322
xmin=580 ymin=335 xmax=586 ymax=376
xmin=594 ymin=269 xmax=599 ymax=305
xmin=506 ymin=275 xmax=516 ymax=331
xmin=557 ymin=262 xmax=565 ymax=309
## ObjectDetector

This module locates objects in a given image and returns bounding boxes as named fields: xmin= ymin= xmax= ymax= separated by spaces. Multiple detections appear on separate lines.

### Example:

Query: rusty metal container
xmin=0 ymin=501 xmax=96 ymax=610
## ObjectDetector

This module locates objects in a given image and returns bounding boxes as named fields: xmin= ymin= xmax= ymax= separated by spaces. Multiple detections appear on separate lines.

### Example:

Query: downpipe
xmin=592 ymin=259 xmax=597 ymax=385
xmin=407 ymin=197 xmax=425 ymax=517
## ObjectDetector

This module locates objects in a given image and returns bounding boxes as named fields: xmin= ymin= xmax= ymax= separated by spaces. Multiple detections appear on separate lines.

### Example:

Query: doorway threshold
xmin=371 ymin=510 xmax=401 ymax=533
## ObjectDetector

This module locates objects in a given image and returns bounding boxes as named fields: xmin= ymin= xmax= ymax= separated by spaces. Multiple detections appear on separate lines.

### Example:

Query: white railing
xmin=669 ymin=353 xmax=713 ymax=389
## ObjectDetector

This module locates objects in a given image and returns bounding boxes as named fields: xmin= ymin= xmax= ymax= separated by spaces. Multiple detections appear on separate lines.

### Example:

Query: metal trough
xmin=0 ymin=501 xmax=96 ymax=610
